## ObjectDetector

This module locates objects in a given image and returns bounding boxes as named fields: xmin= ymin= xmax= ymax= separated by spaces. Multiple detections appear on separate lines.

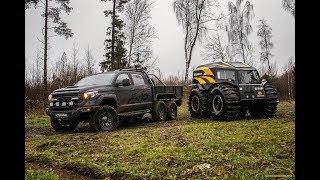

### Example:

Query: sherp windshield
xmin=75 ymin=73 xmax=116 ymax=86
xmin=238 ymin=70 xmax=260 ymax=84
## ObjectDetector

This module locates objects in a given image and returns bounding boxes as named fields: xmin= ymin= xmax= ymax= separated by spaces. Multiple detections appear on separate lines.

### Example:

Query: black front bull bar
xmin=46 ymin=106 xmax=100 ymax=119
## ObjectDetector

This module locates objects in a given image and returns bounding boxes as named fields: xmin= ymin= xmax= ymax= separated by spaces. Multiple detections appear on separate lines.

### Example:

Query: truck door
xmin=130 ymin=73 xmax=152 ymax=111
xmin=114 ymin=73 xmax=135 ymax=113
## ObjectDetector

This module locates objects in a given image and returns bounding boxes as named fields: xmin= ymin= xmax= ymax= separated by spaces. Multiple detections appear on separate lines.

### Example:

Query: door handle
xmin=130 ymin=88 xmax=135 ymax=91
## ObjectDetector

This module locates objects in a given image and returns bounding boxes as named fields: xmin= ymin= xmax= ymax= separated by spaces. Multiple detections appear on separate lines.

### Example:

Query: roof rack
xmin=115 ymin=65 xmax=147 ymax=72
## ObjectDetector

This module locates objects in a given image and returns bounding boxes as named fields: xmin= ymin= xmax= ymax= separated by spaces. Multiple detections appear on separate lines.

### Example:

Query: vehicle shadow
xmin=25 ymin=114 xmax=274 ymax=137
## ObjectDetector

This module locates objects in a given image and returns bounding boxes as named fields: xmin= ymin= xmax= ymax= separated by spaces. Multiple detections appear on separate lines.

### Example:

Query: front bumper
xmin=46 ymin=106 xmax=100 ymax=119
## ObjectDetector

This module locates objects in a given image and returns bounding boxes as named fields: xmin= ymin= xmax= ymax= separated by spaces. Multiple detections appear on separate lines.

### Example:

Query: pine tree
xmin=25 ymin=0 xmax=73 ymax=98
xmin=100 ymin=0 xmax=128 ymax=71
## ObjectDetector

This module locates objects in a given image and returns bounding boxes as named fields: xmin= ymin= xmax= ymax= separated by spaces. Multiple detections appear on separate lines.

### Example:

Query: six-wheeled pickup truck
xmin=46 ymin=68 xmax=183 ymax=132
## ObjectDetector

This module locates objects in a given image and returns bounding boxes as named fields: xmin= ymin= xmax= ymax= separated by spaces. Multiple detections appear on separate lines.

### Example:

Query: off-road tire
xmin=210 ymin=84 xmax=241 ymax=120
xmin=188 ymin=90 xmax=210 ymax=119
xmin=90 ymin=105 xmax=119 ymax=132
xmin=151 ymin=101 xmax=167 ymax=121
xmin=50 ymin=117 xmax=79 ymax=132
xmin=250 ymin=84 xmax=279 ymax=119
xmin=165 ymin=101 xmax=177 ymax=120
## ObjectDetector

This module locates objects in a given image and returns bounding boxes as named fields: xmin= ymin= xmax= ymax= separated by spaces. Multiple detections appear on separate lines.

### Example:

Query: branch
xmin=36 ymin=36 xmax=45 ymax=44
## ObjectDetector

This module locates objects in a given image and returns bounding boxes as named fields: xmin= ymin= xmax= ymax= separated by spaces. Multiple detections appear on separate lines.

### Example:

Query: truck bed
xmin=152 ymin=85 xmax=183 ymax=100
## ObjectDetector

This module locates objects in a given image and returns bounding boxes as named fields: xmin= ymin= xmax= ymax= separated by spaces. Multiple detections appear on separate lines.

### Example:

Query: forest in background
xmin=25 ymin=0 xmax=295 ymax=115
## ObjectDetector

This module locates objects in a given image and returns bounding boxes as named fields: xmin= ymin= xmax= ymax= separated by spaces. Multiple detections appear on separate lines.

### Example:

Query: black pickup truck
xmin=46 ymin=68 xmax=183 ymax=132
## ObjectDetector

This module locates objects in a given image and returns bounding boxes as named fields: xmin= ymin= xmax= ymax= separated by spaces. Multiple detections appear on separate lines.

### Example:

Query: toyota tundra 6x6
xmin=46 ymin=68 xmax=183 ymax=132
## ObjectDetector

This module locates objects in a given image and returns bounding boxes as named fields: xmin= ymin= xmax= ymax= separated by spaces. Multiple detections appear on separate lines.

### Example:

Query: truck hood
xmin=52 ymin=84 xmax=113 ymax=95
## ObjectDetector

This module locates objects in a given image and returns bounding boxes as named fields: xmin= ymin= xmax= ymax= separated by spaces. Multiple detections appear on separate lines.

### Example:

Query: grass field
xmin=25 ymin=101 xmax=295 ymax=180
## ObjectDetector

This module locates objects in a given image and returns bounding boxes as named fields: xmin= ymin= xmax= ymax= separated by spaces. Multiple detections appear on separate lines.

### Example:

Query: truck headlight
xmin=48 ymin=94 xmax=52 ymax=101
xmin=82 ymin=91 xmax=98 ymax=100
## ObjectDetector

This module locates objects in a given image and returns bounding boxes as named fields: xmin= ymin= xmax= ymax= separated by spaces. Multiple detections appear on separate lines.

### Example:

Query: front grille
xmin=49 ymin=93 xmax=81 ymax=111
xmin=52 ymin=93 xmax=79 ymax=98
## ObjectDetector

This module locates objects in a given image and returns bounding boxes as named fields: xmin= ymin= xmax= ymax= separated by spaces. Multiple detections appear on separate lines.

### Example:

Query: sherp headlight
xmin=82 ymin=91 xmax=98 ymax=100
xmin=254 ymin=87 xmax=264 ymax=90
xmin=48 ymin=94 xmax=53 ymax=101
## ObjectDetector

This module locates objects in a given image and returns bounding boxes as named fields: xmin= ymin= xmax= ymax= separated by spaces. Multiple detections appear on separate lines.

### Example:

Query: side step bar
xmin=118 ymin=109 xmax=150 ymax=117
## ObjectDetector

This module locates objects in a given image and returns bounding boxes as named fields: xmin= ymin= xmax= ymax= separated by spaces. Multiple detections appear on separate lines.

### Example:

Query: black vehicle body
xmin=46 ymin=68 xmax=183 ymax=131
xmin=189 ymin=61 xmax=279 ymax=119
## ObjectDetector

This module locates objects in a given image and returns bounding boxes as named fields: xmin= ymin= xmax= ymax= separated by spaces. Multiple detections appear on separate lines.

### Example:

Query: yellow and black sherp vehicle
xmin=188 ymin=61 xmax=279 ymax=120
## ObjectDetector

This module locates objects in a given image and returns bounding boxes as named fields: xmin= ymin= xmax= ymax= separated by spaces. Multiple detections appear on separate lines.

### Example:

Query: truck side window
xmin=132 ymin=73 xmax=146 ymax=86
xmin=116 ymin=74 xmax=130 ymax=84
xmin=217 ymin=70 xmax=236 ymax=81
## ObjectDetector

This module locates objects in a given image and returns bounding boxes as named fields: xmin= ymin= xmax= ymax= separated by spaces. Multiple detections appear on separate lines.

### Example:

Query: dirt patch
xmin=26 ymin=162 xmax=95 ymax=180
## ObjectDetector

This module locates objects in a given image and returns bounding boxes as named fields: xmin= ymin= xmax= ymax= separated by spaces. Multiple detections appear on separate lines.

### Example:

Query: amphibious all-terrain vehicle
xmin=188 ymin=61 xmax=279 ymax=120
xmin=46 ymin=68 xmax=183 ymax=132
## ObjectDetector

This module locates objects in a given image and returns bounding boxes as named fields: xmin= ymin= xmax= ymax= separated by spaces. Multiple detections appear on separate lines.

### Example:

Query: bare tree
xmin=124 ymin=0 xmax=157 ymax=68
xmin=284 ymin=57 xmax=294 ymax=101
xmin=56 ymin=51 xmax=68 ymax=78
xmin=282 ymin=0 xmax=295 ymax=18
xmin=257 ymin=18 xmax=273 ymax=75
xmin=202 ymin=33 xmax=229 ymax=62
xmin=71 ymin=43 xmax=79 ymax=82
xmin=173 ymin=0 xmax=222 ymax=84
xmin=269 ymin=61 xmax=278 ymax=77
xmin=84 ymin=46 xmax=95 ymax=76
xmin=226 ymin=0 xmax=254 ymax=63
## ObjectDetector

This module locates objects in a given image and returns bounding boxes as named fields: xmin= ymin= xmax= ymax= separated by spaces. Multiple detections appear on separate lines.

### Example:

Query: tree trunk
xmin=184 ymin=63 xmax=189 ymax=86
xmin=43 ymin=0 xmax=48 ymax=100
xmin=239 ymin=16 xmax=246 ymax=63
xmin=287 ymin=71 xmax=291 ymax=101
xmin=184 ymin=0 xmax=202 ymax=85
xmin=240 ymin=33 xmax=245 ymax=63
xmin=264 ymin=32 xmax=271 ymax=74
xmin=217 ymin=35 xmax=225 ymax=62
xmin=128 ymin=32 xmax=135 ymax=67
xmin=111 ymin=0 xmax=116 ymax=70
xmin=183 ymin=13 xmax=189 ymax=86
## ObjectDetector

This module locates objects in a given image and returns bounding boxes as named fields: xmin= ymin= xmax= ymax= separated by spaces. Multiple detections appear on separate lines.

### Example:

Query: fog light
xmin=246 ymin=95 xmax=249 ymax=98
xmin=50 ymin=102 xmax=53 ymax=106
xmin=254 ymin=87 xmax=264 ymax=90
xmin=239 ymin=87 xmax=243 ymax=90
xmin=252 ymin=95 xmax=255 ymax=98
xmin=69 ymin=101 xmax=74 ymax=106
xmin=62 ymin=102 xmax=66 ymax=106
xmin=55 ymin=102 xmax=60 ymax=106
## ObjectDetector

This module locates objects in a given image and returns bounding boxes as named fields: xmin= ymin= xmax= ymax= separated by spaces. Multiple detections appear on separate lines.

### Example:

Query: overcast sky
xmin=25 ymin=0 xmax=295 ymax=78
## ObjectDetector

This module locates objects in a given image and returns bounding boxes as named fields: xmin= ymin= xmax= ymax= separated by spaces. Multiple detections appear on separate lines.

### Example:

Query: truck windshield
xmin=238 ymin=70 xmax=260 ymax=84
xmin=75 ymin=73 xmax=116 ymax=86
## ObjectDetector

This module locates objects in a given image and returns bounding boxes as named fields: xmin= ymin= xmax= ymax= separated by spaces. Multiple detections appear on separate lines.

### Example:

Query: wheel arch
xmin=97 ymin=94 xmax=118 ymax=109
xmin=209 ymin=82 xmax=238 ymax=95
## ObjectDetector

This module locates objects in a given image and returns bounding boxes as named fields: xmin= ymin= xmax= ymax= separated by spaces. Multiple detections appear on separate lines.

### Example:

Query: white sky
xmin=25 ymin=0 xmax=295 ymax=77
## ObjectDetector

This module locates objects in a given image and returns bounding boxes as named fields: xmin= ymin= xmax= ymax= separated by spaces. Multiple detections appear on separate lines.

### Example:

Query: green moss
xmin=26 ymin=169 xmax=60 ymax=180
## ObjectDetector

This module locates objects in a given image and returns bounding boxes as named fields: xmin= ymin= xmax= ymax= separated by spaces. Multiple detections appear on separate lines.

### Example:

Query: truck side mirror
xmin=115 ymin=79 xmax=131 ymax=87
xmin=121 ymin=79 xmax=131 ymax=86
